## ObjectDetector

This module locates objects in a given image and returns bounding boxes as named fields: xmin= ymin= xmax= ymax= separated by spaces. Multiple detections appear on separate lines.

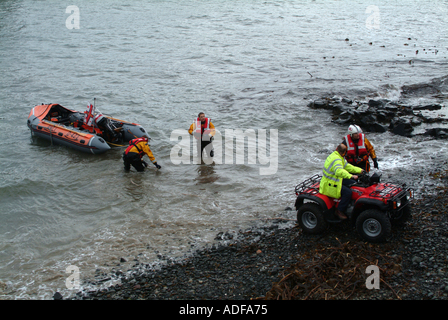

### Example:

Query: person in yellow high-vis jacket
xmin=319 ymin=144 xmax=364 ymax=220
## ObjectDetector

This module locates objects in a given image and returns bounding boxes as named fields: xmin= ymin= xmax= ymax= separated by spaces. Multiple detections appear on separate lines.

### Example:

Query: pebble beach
xmin=62 ymin=162 xmax=448 ymax=301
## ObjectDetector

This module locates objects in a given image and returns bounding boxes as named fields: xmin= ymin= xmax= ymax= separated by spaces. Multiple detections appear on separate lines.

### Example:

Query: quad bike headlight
xmin=392 ymin=198 xmax=402 ymax=209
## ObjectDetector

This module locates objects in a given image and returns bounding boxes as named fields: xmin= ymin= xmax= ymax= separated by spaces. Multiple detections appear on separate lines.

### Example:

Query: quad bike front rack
xmin=369 ymin=183 xmax=414 ymax=210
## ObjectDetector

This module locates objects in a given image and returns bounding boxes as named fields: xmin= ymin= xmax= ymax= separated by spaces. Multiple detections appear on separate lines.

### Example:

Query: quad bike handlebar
xmin=353 ymin=171 xmax=382 ymax=187
xmin=356 ymin=171 xmax=371 ymax=185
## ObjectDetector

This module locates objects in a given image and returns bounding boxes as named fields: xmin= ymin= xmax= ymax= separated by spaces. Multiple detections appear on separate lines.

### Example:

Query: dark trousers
xmin=339 ymin=179 xmax=356 ymax=213
xmin=123 ymin=152 xmax=145 ymax=172
xmin=197 ymin=140 xmax=214 ymax=159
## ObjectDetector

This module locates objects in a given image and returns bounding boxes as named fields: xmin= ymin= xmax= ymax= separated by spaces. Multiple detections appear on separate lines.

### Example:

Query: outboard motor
xmin=95 ymin=113 xmax=120 ymax=142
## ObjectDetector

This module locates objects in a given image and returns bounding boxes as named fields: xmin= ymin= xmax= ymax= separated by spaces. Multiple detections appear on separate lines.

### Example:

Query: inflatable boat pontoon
xmin=27 ymin=103 xmax=149 ymax=154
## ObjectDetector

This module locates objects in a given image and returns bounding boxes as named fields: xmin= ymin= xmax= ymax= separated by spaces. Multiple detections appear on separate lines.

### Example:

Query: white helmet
xmin=348 ymin=125 xmax=362 ymax=135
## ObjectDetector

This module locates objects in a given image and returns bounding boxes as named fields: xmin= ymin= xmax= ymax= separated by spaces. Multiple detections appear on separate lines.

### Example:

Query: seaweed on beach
xmin=261 ymin=240 xmax=403 ymax=300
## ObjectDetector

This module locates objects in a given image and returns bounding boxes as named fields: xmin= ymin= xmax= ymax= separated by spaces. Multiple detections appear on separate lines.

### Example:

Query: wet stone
xmin=307 ymin=92 xmax=447 ymax=138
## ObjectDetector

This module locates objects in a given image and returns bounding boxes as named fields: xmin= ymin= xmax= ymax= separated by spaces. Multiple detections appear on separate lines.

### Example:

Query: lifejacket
xmin=124 ymin=137 xmax=148 ymax=157
xmin=194 ymin=117 xmax=211 ymax=139
xmin=344 ymin=133 xmax=369 ymax=164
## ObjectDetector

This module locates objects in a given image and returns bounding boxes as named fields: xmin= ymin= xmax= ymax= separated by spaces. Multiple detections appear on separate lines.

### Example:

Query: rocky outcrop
xmin=308 ymin=97 xmax=447 ymax=138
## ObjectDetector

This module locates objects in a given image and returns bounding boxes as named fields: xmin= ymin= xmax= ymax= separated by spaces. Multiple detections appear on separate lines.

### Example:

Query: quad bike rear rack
xmin=295 ymin=174 xmax=322 ymax=195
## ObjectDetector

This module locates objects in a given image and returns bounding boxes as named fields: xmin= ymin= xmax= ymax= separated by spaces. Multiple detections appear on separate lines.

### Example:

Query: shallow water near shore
xmin=0 ymin=0 xmax=447 ymax=299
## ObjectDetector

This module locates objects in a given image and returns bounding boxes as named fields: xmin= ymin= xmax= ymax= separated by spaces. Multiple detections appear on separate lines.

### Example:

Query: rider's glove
xmin=373 ymin=158 xmax=379 ymax=169
xmin=154 ymin=162 xmax=161 ymax=169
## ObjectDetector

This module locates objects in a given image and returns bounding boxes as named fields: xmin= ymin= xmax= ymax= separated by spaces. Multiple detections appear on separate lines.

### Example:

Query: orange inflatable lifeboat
xmin=27 ymin=103 xmax=150 ymax=154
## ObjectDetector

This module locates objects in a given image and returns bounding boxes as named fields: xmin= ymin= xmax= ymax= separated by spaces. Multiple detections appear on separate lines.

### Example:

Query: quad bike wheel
xmin=356 ymin=209 xmax=391 ymax=243
xmin=297 ymin=203 xmax=328 ymax=234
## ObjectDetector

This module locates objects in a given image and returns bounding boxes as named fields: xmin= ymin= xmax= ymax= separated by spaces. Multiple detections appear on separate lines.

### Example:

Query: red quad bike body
xmin=294 ymin=173 xmax=413 ymax=243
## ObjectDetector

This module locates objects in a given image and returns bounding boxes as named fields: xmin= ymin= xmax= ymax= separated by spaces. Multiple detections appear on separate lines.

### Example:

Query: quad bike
xmin=294 ymin=172 xmax=413 ymax=243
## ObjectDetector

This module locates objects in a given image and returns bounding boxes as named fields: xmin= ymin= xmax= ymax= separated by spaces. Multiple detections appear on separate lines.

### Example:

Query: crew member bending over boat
xmin=122 ymin=136 xmax=161 ymax=172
